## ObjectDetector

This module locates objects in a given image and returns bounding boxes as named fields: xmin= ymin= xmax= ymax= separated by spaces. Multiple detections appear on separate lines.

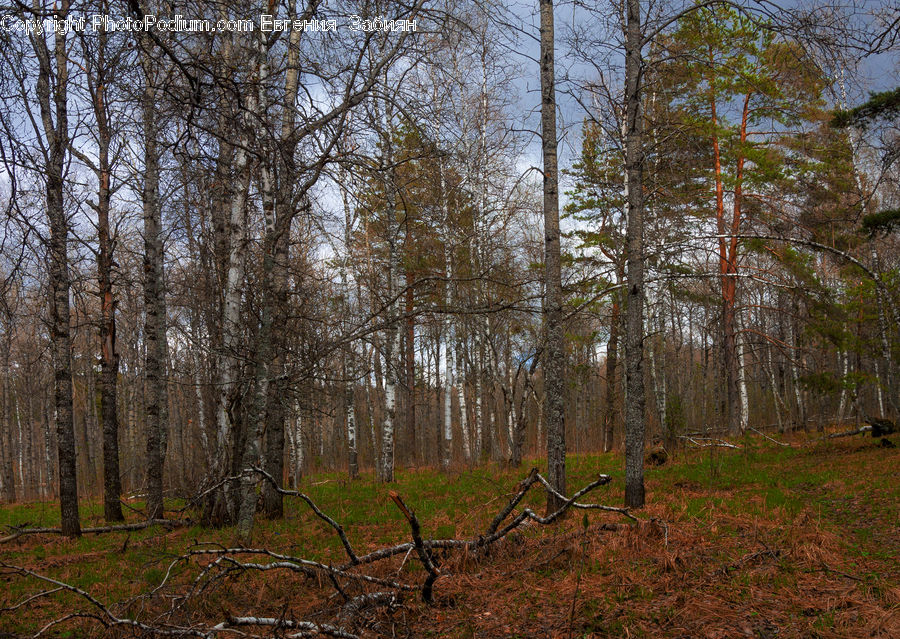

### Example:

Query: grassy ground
xmin=1 ymin=432 xmax=898 ymax=638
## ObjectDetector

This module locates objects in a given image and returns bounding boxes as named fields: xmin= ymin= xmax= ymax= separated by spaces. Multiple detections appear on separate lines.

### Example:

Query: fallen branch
xmin=748 ymin=427 xmax=793 ymax=447
xmin=388 ymin=491 xmax=440 ymax=603
xmin=184 ymin=548 xmax=418 ymax=594
xmin=533 ymin=473 xmax=637 ymax=521
xmin=337 ymin=592 xmax=399 ymax=626
xmin=0 ymin=519 xmax=186 ymax=544
xmin=825 ymin=425 xmax=872 ymax=439
xmin=337 ymin=470 xmax=630 ymax=572
xmin=0 ymin=562 xmax=208 ymax=637
xmin=715 ymin=548 xmax=781 ymax=576
xmin=250 ymin=466 xmax=359 ymax=564
xmin=679 ymin=436 xmax=742 ymax=449
xmin=3 ymin=467 xmax=636 ymax=637
xmin=211 ymin=616 xmax=358 ymax=638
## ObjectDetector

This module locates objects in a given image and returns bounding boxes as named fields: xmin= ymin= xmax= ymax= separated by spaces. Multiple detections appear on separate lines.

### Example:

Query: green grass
xmin=1 ymin=435 xmax=897 ymax=637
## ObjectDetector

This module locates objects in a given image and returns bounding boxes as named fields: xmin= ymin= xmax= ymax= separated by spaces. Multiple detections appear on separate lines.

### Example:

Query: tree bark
xmin=1 ymin=340 xmax=16 ymax=503
xmin=603 ymin=293 xmax=620 ymax=452
xmin=341 ymin=174 xmax=360 ymax=481
xmin=85 ymin=18 xmax=124 ymax=522
xmin=539 ymin=0 xmax=566 ymax=514
xmin=711 ymin=87 xmax=751 ymax=437
xmin=623 ymin=0 xmax=646 ymax=509
xmin=33 ymin=0 xmax=80 ymax=536
xmin=141 ymin=46 xmax=168 ymax=521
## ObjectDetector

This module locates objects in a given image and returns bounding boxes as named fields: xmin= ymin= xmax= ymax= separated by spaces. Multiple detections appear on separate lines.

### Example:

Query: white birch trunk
xmin=788 ymin=322 xmax=804 ymax=428
xmin=341 ymin=173 xmax=359 ymax=479
xmin=456 ymin=341 xmax=471 ymax=462
xmin=442 ymin=338 xmax=453 ymax=471
xmin=738 ymin=329 xmax=749 ymax=432
xmin=648 ymin=302 xmax=667 ymax=437
xmin=382 ymin=320 xmax=400 ymax=483
xmin=837 ymin=351 xmax=848 ymax=422
xmin=439 ymin=157 xmax=454 ymax=471
xmin=214 ymin=95 xmax=253 ymax=521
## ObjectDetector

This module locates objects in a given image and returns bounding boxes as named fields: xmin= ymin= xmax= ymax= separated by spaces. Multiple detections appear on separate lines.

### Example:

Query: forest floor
xmin=1 ymin=431 xmax=898 ymax=638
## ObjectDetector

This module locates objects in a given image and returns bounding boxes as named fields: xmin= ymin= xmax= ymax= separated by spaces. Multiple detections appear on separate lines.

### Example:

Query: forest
xmin=0 ymin=0 xmax=898 ymax=637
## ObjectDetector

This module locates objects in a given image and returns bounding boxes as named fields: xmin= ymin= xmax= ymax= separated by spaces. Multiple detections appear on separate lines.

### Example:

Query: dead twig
xmin=388 ymin=491 xmax=440 ymax=603
xmin=0 ymin=562 xmax=208 ymax=637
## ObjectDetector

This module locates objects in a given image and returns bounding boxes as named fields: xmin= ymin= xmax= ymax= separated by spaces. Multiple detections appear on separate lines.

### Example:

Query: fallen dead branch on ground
xmin=824 ymin=425 xmax=873 ymax=439
xmin=747 ymin=426 xmax=793 ymax=447
xmin=678 ymin=435 xmax=742 ymax=449
xmin=0 ymin=467 xmax=636 ymax=638
xmin=0 ymin=518 xmax=186 ymax=544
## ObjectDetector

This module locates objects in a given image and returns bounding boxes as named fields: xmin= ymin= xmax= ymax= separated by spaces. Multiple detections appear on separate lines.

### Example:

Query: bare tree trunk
xmin=456 ymin=338 xmax=471 ymax=463
xmin=711 ymin=87 xmax=751 ymax=436
xmin=649 ymin=303 xmax=667 ymax=439
xmin=372 ymin=344 xmax=384 ymax=480
xmin=42 ymin=395 xmax=54 ymax=497
xmin=737 ymin=323 xmax=749 ymax=431
xmin=339 ymin=167 xmax=360 ymax=480
xmin=442 ymin=328 xmax=454 ymax=472
xmin=239 ymin=32 xmax=277 ymax=537
xmin=16 ymin=393 xmax=25 ymax=497
xmin=33 ymin=0 xmax=80 ymax=535
xmin=836 ymin=350 xmax=848 ymax=423
xmin=623 ymin=0 xmax=646 ymax=509
xmin=603 ymin=293 xmax=620 ymax=452
xmin=539 ymin=0 xmax=566 ymax=514
xmin=207 ymin=95 xmax=252 ymax=526
xmin=438 ymin=156 xmax=455 ymax=471
xmin=405 ymin=278 xmax=416 ymax=466
xmin=287 ymin=399 xmax=303 ymax=488
xmin=473 ymin=341 xmax=484 ymax=462
xmin=142 ymin=50 xmax=167 ymax=521
xmin=872 ymin=251 xmax=899 ymax=416
xmin=1 ymin=341 xmax=15 ymax=503
xmin=82 ymin=17 xmax=124 ymax=522
xmin=380 ymin=260 xmax=402 ymax=483
xmin=261 ymin=16 xmax=306 ymax=515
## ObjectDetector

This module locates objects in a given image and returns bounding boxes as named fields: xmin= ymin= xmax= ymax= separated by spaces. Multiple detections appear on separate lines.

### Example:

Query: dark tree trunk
xmin=604 ymin=295 xmax=620 ymax=453
xmin=261 ymin=22 xmax=304 ymax=517
xmin=405 ymin=282 xmax=416 ymax=466
xmin=90 ymin=20 xmax=124 ymax=522
xmin=1 ymin=344 xmax=16 ymax=503
xmin=142 ymin=60 xmax=167 ymax=521
xmin=623 ymin=0 xmax=647 ymax=509
xmin=33 ymin=0 xmax=80 ymax=536
xmin=539 ymin=0 xmax=567 ymax=514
